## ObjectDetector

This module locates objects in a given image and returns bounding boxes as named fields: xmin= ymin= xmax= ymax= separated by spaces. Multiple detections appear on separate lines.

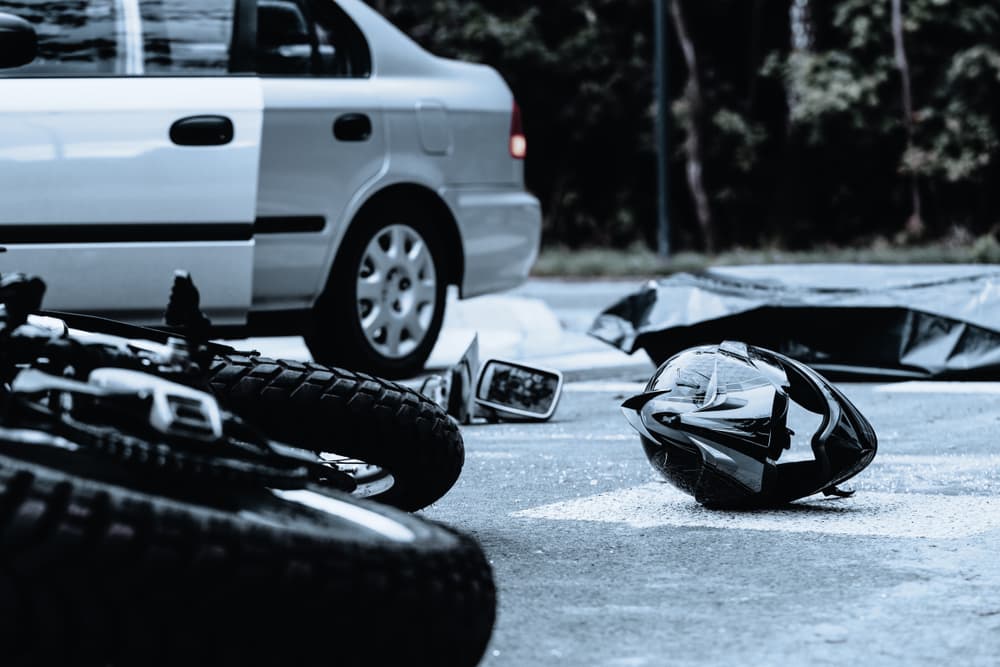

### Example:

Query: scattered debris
xmin=423 ymin=335 xmax=564 ymax=424
xmin=591 ymin=266 xmax=1000 ymax=380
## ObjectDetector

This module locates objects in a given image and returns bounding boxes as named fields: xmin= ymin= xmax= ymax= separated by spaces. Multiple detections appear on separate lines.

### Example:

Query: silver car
xmin=0 ymin=0 xmax=541 ymax=377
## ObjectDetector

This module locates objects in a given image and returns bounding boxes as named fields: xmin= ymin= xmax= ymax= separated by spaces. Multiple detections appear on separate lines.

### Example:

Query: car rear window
xmin=255 ymin=0 xmax=370 ymax=78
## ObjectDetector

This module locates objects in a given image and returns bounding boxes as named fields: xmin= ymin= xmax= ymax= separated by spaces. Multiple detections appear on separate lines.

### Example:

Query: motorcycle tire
xmin=0 ymin=445 xmax=494 ymax=667
xmin=206 ymin=354 xmax=463 ymax=512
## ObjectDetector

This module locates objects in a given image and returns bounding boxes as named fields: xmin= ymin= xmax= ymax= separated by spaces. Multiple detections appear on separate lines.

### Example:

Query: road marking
xmin=562 ymin=379 xmax=1000 ymax=395
xmin=469 ymin=432 xmax=635 ymax=442
xmin=512 ymin=483 xmax=1000 ymax=539
xmin=875 ymin=381 xmax=1000 ymax=394
xmin=877 ymin=453 xmax=1000 ymax=466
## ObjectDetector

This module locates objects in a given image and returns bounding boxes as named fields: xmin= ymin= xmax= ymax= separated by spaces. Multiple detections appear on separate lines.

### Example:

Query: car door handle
xmin=170 ymin=115 xmax=235 ymax=146
xmin=333 ymin=113 xmax=372 ymax=142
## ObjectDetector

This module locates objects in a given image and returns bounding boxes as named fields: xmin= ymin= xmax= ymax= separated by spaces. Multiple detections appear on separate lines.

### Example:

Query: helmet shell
xmin=622 ymin=341 xmax=877 ymax=508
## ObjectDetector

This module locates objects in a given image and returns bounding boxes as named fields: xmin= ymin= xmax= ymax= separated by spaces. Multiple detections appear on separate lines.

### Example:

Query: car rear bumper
xmin=443 ymin=186 xmax=542 ymax=298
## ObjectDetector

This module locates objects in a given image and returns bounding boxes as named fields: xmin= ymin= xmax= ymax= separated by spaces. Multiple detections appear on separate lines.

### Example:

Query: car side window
xmin=142 ymin=0 xmax=234 ymax=75
xmin=0 ymin=1 xmax=119 ymax=76
xmin=256 ymin=0 xmax=370 ymax=78
xmin=0 ymin=0 xmax=235 ymax=77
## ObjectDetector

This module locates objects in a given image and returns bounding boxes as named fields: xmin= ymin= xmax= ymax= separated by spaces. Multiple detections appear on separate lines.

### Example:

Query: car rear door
xmin=0 ymin=0 xmax=261 ymax=325
xmin=251 ymin=0 xmax=387 ymax=309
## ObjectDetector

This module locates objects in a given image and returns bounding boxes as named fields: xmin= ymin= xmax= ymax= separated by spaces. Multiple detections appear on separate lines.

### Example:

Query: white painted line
xmin=512 ymin=483 xmax=1000 ymax=539
xmin=466 ymin=451 xmax=517 ymax=460
xmin=877 ymin=454 xmax=1000 ymax=467
xmin=527 ymin=351 xmax=652 ymax=372
xmin=469 ymin=433 xmax=635 ymax=442
xmin=565 ymin=381 xmax=648 ymax=393
xmin=874 ymin=381 xmax=1000 ymax=394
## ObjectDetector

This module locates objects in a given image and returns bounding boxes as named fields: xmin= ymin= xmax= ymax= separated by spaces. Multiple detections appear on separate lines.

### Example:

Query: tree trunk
xmin=669 ymin=0 xmax=715 ymax=254
xmin=790 ymin=0 xmax=814 ymax=52
xmin=770 ymin=0 xmax=814 ymax=246
xmin=891 ymin=0 xmax=924 ymax=234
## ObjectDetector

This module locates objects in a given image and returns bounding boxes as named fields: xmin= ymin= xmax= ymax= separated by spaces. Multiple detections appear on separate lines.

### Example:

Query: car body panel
xmin=14 ymin=242 xmax=255 ymax=324
xmin=0 ymin=0 xmax=541 ymax=334
xmin=253 ymin=77 xmax=389 ymax=308
xmin=0 ymin=77 xmax=261 ymax=224
xmin=443 ymin=186 xmax=541 ymax=298
xmin=0 ymin=76 xmax=262 ymax=323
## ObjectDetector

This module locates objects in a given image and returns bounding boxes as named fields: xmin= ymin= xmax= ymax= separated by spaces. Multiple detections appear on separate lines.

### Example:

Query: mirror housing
xmin=475 ymin=359 xmax=563 ymax=421
xmin=0 ymin=13 xmax=37 ymax=70
xmin=421 ymin=336 xmax=563 ymax=424
xmin=446 ymin=334 xmax=478 ymax=425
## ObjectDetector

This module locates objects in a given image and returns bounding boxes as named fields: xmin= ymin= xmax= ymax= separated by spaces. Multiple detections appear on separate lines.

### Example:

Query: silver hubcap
xmin=356 ymin=224 xmax=437 ymax=359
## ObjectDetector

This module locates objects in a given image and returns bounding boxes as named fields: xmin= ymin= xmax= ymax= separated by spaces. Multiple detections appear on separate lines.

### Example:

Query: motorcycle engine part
xmin=7 ymin=367 xmax=337 ymax=491
xmin=621 ymin=340 xmax=877 ymax=508
xmin=88 ymin=367 xmax=223 ymax=441
xmin=3 ymin=273 xmax=463 ymax=511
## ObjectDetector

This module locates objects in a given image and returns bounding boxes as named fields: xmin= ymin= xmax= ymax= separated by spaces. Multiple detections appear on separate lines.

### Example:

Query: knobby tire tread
xmin=207 ymin=354 xmax=464 ymax=511
xmin=0 ymin=453 xmax=494 ymax=666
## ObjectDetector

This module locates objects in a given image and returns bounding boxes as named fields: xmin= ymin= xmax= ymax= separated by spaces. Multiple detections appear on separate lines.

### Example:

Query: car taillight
xmin=509 ymin=101 xmax=526 ymax=159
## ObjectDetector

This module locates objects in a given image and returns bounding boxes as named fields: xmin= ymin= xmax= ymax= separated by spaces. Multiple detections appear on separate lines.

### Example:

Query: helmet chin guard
xmin=622 ymin=341 xmax=877 ymax=508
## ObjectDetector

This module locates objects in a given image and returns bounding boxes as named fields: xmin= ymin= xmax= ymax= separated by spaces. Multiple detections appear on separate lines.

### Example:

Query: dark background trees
xmin=367 ymin=0 xmax=1000 ymax=253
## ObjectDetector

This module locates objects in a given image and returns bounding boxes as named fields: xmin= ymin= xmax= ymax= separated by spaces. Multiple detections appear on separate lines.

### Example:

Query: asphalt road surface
xmin=243 ymin=277 xmax=1000 ymax=665
xmin=423 ymin=377 xmax=1000 ymax=667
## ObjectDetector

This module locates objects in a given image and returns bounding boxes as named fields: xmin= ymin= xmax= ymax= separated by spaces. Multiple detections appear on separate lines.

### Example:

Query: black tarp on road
xmin=589 ymin=265 xmax=1000 ymax=380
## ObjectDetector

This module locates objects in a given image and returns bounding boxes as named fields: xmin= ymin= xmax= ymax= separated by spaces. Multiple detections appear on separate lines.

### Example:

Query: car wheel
xmin=307 ymin=204 xmax=447 ymax=379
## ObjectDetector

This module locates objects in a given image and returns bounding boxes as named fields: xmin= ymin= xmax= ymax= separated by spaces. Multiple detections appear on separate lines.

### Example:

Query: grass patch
xmin=533 ymin=236 xmax=1000 ymax=278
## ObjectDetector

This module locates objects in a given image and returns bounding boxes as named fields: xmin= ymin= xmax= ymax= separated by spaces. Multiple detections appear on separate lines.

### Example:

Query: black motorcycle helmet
xmin=621 ymin=341 xmax=877 ymax=508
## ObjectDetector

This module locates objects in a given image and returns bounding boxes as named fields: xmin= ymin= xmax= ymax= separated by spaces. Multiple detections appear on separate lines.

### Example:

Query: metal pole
xmin=654 ymin=0 xmax=671 ymax=257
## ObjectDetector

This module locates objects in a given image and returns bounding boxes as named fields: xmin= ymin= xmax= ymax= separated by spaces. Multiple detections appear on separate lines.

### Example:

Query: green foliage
xmin=905 ymin=45 xmax=1000 ymax=183
xmin=711 ymin=108 xmax=766 ymax=175
xmin=368 ymin=0 xmax=1000 ymax=252
xmin=745 ymin=0 xmax=1000 ymax=243
xmin=533 ymin=234 xmax=1000 ymax=278
xmin=769 ymin=51 xmax=892 ymax=136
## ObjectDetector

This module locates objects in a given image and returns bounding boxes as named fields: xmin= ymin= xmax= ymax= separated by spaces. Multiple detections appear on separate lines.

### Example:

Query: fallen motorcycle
xmin=0 ymin=298 xmax=496 ymax=667
xmin=2 ymin=273 xmax=462 ymax=511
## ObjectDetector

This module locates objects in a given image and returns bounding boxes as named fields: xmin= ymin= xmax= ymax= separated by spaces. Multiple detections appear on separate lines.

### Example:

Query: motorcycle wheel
xmin=207 ymin=354 xmax=463 ymax=511
xmin=0 ymin=444 xmax=494 ymax=667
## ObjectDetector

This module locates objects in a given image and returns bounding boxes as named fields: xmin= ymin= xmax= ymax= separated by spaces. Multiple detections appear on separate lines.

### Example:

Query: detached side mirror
xmin=0 ymin=13 xmax=37 ymax=70
xmin=475 ymin=359 xmax=563 ymax=421
xmin=421 ymin=336 xmax=563 ymax=424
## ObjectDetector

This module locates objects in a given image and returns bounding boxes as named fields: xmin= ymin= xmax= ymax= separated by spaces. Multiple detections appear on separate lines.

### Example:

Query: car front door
xmin=251 ymin=0 xmax=387 ymax=310
xmin=0 ymin=0 xmax=261 ymax=325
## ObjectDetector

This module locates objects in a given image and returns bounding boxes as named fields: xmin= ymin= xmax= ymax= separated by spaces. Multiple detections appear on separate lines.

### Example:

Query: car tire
xmin=307 ymin=203 xmax=447 ymax=379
